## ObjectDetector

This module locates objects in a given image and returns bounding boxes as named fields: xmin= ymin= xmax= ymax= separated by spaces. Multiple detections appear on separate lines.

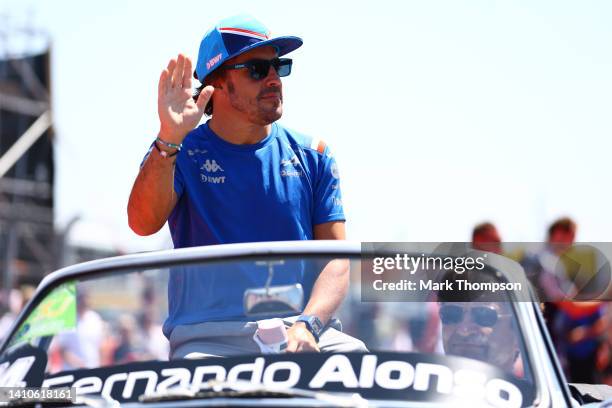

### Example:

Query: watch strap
xmin=296 ymin=315 xmax=324 ymax=342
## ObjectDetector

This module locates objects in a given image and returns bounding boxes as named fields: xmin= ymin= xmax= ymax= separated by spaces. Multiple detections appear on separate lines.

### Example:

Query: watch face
xmin=311 ymin=317 xmax=323 ymax=333
xmin=300 ymin=316 xmax=323 ymax=336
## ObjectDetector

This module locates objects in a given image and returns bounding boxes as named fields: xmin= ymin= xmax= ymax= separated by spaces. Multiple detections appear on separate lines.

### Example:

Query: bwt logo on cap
xmin=206 ymin=53 xmax=223 ymax=70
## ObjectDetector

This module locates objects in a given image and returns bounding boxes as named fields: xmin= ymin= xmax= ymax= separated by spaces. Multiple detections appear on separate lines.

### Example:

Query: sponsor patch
xmin=206 ymin=53 xmax=223 ymax=70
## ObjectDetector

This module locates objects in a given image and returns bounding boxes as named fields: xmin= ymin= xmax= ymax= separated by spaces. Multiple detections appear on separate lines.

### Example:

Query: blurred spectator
xmin=386 ymin=303 xmax=443 ymax=354
xmin=407 ymin=303 xmax=442 ymax=354
xmin=520 ymin=217 xmax=611 ymax=383
xmin=53 ymin=291 xmax=104 ymax=370
xmin=99 ymin=321 xmax=117 ymax=367
xmin=390 ymin=321 xmax=413 ymax=352
xmin=598 ymin=304 xmax=612 ymax=385
xmin=471 ymin=222 xmax=502 ymax=254
xmin=341 ymin=287 xmax=380 ymax=349
xmin=542 ymin=217 xmax=578 ymax=300
xmin=140 ymin=310 xmax=169 ymax=361
xmin=519 ymin=218 xmax=576 ymax=372
xmin=547 ymin=217 xmax=577 ymax=256
xmin=521 ymin=217 xmax=577 ymax=304
xmin=0 ymin=286 xmax=35 ymax=341
xmin=112 ymin=314 xmax=148 ymax=364
xmin=556 ymin=301 xmax=607 ymax=383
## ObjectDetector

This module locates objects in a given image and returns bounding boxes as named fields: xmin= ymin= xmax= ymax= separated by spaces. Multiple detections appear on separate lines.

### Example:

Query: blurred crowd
xmin=341 ymin=218 xmax=611 ymax=385
xmin=471 ymin=218 xmax=612 ymax=385
xmin=45 ymin=296 xmax=169 ymax=373
xmin=0 ymin=280 xmax=169 ymax=373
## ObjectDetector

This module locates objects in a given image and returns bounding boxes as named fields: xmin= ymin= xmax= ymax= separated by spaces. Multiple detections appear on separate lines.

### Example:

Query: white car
xmin=0 ymin=241 xmax=609 ymax=407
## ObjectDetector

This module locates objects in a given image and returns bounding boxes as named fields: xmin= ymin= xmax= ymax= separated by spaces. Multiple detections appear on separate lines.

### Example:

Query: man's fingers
xmin=296 ymin=342 xmax=319 ymax=353
xmin=196 ymin=85 xmax=214 ymax=110
xmin=308 ymin=341 xmax=320 ymax=352
xmin=166 ymin=58 xmax=177 ymax=81
xmin=172 ymin=54 xmax=185 ymax=88
xmin=158 ymin=69 xmax=170 ymax=96
xmin=285 ymin=338 xmax=319 ymax=353
xmin=285 ymin=340 xmax=298 ymax=353
xmin=183 ymin=57 xmax=193 ymax=89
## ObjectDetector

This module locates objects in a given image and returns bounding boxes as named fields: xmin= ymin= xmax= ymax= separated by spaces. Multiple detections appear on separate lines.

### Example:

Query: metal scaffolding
xmin=0 ymin=15 xmax=55 ymax=290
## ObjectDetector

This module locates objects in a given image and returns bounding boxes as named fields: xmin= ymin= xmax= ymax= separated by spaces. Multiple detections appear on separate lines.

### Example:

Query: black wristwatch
xmin=296 ymin=315 xmax=324 ymax=342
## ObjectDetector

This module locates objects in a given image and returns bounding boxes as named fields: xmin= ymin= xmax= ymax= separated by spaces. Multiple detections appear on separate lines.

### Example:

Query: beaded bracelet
xmin=156 ymin=137 xmax=183 ymax=151
xmin=153 ymin=140 xmax=179 ymax=158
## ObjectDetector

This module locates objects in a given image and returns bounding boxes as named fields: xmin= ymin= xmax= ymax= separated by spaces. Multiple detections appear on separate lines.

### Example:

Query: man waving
xmin=128 ymin=14 xmax=361 ymax=356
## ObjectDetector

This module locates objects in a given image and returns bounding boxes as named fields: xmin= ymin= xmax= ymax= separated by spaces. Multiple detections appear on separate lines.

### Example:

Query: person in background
xmin=0 ymin=286 xmax=34 ymax=342
xmin=53 ymin=292 xmax=104 ymax=370
xmin=471 ymin=222 xmax=502 ymax=254
xmin=112 ymin=314 xmax=148 ymax=364
xmin=140 ymin=309 xmax=169 ymax=361
xmin=556 ymin=301 xmax=608 ymax=383
xmin=520 ymin=217 xmax=609 ymax=383
xmin=436 ymin=267 xmax=527 ymax=378
xmin=439 ymin=301 xmax=522 ymax=374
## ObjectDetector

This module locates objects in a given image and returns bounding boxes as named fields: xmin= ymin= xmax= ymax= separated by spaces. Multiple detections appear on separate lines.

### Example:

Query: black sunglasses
xmin=439 ymin=304 xmax=508 ymax=327
xmin=222 ymin=57 xmax=292 ymax=80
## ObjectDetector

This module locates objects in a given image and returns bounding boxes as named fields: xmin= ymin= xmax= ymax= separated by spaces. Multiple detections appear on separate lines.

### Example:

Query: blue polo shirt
xmin=159 ymin=121 xmax=344 ymax=336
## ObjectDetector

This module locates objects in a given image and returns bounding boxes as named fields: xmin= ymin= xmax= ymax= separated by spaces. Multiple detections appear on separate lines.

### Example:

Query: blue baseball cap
xmin=195 ymin=14 xmax=303 ymax=83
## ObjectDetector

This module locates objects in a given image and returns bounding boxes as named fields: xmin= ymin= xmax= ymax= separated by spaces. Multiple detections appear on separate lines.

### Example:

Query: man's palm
xmin=157 ymin=54 xmax=213 ymax=142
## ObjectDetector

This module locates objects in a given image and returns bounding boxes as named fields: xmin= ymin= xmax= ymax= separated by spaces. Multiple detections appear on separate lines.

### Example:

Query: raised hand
xmin=157 ymin=54 xmax=214 ymax=143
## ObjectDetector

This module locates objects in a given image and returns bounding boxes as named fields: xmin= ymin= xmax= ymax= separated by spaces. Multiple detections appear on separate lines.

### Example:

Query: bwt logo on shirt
xmin=201 ymin=174 xmax=226 ymax=184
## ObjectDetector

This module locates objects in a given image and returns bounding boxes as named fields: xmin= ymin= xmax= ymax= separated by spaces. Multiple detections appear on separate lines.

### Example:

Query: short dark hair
xmin=547 ymin=217 xmax=576 ymax=238
xmin=193 ymin=69 xmax=225 ymax=116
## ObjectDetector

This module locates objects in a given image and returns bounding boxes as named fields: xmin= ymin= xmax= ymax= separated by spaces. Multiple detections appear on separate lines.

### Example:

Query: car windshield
xmin=0 ymin=251 xmax=537 ymax=407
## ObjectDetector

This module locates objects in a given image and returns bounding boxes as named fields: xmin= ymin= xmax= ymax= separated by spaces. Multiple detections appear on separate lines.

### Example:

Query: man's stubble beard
xmin=227 ymin=79 xmax=282 ymax=126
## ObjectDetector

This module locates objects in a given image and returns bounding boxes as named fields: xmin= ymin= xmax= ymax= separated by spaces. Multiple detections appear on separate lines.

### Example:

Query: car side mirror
xmin=243 ymin=260 xmax=304 ymax=317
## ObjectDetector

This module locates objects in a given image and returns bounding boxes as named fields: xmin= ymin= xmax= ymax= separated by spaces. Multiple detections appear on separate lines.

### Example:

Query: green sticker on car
xmin=12 ymin=281 xmax=77 ymax=344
